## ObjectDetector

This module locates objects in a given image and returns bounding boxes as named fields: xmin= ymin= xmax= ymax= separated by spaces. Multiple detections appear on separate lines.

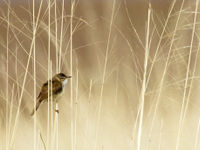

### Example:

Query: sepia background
xmin=0 ymin=0 xmax=200 ymax=149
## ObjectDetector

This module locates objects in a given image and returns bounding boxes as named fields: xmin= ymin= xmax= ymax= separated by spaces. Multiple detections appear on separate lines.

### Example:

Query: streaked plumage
xmin=31 ymin=73 xmax=71 ymax=116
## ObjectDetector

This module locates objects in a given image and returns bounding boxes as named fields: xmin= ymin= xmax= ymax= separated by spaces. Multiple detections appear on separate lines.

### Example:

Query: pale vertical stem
xmin=6 ymin=1 xmax=10 ymax=150
xmin=194 ymin=119 xmax=200 ymax=150
xmin=146 ymin=0 xmax=177 ymax=87
xmin=137 ymin=3 xmax=151 ymax=150
xmin=35 ymin=0 xmax=43 ymax=30
xmin=40 ymin=131 xmax=47 ymax=150
xmin=132 ymin=103 xmax=140 ymax=148
xmin=8 ymin=84 xmax=14 ymax=148
xmin=47 ymin=0 xmax=51 ymax=149
xmin=183 ymin=42 xmax=200 ymax=121
xmin=32 ymin=0 xmax=37 ymax=149
xmin=33 ymin=14 xmax=37 ymax=150
xmin=37 ymin=130 xmax=40 ymax=150
xmin=60 ymin=22 xmax=80 ymax=70
xmin=74 ymin=69 xmax=79 ymax=150
xmin=86 ymin=79 xmax=93 ymax=148
xmin=88 ymin=80 xmax=93 ymax=102
xmin=10 ymin=4 xmax=42 ymax=148
xmin=114 ymin=68 xmax=119 ymax=105
xmin=158 ymin=119 xmax=163 ymax=150
xmin=181 ymin=0 xmax=200 ymax=140
xmin=70 ymin=1 xmax=74 ymax=150
xmin=52 ymin=103 xmax=59 ymax=149
xmin=176 ymin=0 xmax=199 ymax=149
xmin=94 ymin=1 xmax=115 ymax=149
xmin=9 ymin=41 xmax=19 ymax=150
xmin=70 ymin=0 xmax=74 ymax=108
xmin=147 ymin=0 xmax=185 ymax=149
xmin=50 ymin=62 xmax=53 ymax=150
xmin=15 ymin=46 xmax=20 ymax=110
xmin=54 ymin=0 xmax=58 ymax=73
xmin=58 ymin=0 xmax=65 ymax=72
xmin=56 ymin=103 xmax=59 ymax=150
xmin=124 ymin=0 xmax=144 ymax=49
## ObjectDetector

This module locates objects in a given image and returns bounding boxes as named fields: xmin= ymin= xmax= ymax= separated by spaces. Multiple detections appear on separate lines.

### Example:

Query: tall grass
xmin=0 ymin=0 xmax=200 ymax=150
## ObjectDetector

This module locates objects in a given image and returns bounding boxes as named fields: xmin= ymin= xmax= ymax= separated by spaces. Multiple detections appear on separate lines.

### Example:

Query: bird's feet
xmin=55 ymin=109 xmax=59 ymax=113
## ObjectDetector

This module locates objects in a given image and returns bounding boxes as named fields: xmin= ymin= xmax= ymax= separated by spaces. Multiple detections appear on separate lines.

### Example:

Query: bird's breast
xmin=62 ymin=79 xmax=68 ymax=87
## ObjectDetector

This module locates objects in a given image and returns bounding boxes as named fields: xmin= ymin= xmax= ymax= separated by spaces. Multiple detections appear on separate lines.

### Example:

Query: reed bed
xmin=0 ymin=0 xmax=200 ymax=150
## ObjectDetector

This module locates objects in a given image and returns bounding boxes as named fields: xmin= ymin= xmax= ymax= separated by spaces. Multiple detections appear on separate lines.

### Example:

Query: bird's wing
xmin=38 ymin=80 xmax=62 ymax=101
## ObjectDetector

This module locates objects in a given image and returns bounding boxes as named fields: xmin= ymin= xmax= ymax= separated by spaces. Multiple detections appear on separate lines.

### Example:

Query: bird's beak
xmin=67 ymin=76 xmax=72 ymax=78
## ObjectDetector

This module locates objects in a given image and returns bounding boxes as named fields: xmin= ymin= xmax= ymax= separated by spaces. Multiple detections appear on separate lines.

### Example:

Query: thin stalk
xmin=70 ymin=1 xmax=75 ymax=150
xmin=33 ymin=0 xmax=37 ymax=149
xmin=58 ymin=0 xmax=65 ymax=72
xmin=5 ymin=1 xmax=10 ymax=150
xmin=60 ymin=19 xmax=83 ymax=71
xmin=182 ymin=0 xmax=200 ymax=132
xmin=176 ymin=1 xmax=199 ymax=149
xmin=40 ymin=131 xmax=47 ymax=150
xmin=56 ymin=103 xmax=59 ymax=150
xmin=146 ymin=0 xmax=177 ymax=87
xmin=52 ymin=103 xmax=59 ymax=150
xmin=94 ymin=1 xmax=115 ymax=149
xmin=74 ymin=69 xmax=79 ymax=150
xmin=147 ymin=0 xmax=185 ymax=149
xmin=137 ymin=3 xmax=151 ymax=150
xmin=114 ymin=68 xmax=119 ymax=105
xmin=124 ymin=0 xmax=145 ymax=49
xmin=194 ymin=119 xmax=200 ymax=150
xmin=9 ymin=0 xmax=43 ymax=147
xmin=158 ymin=119 xmax=163 ymax=150
xmin=86 ymin=79 xmax=93 ymax=148
xmin=54 ymin=0 xmax=58 ymax=73
xmin=47 ymin=0 xmax=51 ymax=149
xmin=50 ymin=62 xmax=53 ymax=150
xmin=8 ymin=84 xmax=14 ymax=149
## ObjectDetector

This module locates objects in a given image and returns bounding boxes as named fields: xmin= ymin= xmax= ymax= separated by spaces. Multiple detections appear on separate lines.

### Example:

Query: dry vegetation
xmin=0 ymin=0 xmax=200 ymax=150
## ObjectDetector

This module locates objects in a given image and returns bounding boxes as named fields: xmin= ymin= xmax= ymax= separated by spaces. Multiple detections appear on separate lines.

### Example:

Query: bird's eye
xmin=59 ymin=73 xmax=66 ymax=78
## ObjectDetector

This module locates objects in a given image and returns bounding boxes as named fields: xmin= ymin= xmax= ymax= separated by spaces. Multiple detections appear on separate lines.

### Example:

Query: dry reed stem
xmin=137 ymin=3 xmax=151 ymax=150
xmin=70 ymin=1 xmax=75 ymax=150
xmin=5 ymin=1 xmax=10 ymax=150
xmin=9 ymin=0 xmax=44 ymax=146
xmin=176 ymin=1 xmax=199 ymax=149
xmin=94 ymin=1 xmax=116 ymax=149
xmin=1 ymin=0 xmax=200 ymax=150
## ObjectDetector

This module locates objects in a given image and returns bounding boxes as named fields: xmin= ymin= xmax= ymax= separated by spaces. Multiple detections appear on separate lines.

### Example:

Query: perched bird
xmin=31 ymin=73 xmax=71 ymax=116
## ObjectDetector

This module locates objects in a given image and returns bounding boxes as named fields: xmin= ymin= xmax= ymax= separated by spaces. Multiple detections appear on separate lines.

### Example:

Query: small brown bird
xmin=31 ymin=73 xmax=71 ymax=116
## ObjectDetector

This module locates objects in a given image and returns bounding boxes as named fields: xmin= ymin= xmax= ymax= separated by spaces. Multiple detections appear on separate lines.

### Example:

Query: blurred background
xmin=0 ymin=0 xmax=200 ymax=150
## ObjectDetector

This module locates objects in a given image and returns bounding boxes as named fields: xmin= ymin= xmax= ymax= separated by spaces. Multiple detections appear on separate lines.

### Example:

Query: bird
xmin=31 ymin=73 xmax=71 ymax=116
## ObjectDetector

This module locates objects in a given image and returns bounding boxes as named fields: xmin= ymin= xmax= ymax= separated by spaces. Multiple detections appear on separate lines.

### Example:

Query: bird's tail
xmin=30 ymin=100 xmax=41 ymax=116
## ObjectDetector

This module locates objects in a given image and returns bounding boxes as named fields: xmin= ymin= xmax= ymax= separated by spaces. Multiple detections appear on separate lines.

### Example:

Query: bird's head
xmin=55 ymin=73 xmax=72 ymax=86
